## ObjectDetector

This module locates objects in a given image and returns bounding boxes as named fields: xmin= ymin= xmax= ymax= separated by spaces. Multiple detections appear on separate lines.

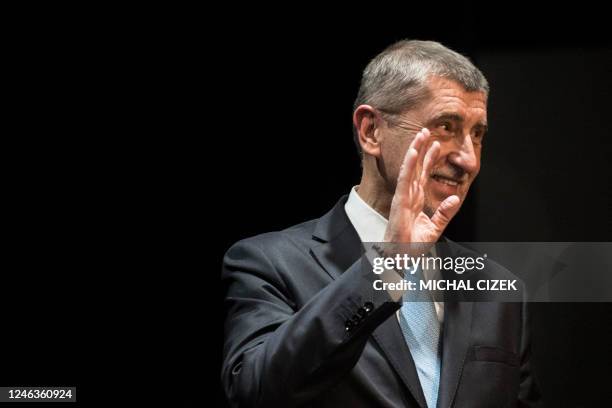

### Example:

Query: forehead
xmin=420 ymin=76 xmax=488 ymax=122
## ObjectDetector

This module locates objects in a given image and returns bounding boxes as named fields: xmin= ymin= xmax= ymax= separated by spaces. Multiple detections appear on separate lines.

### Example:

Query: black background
xmin=3 ymin=3 xmax=611 ymax=408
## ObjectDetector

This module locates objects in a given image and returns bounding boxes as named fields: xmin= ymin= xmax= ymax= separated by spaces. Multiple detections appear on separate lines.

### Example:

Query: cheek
xmin=469 ymin=150 xmax=482 ymax=178
xmin=381 ymin=139 xmax=410 ymax=179
xmin=475 ymin=150 xmax=482 ymax=172
xmin=431 ymin=146 xmax=452 ymax=170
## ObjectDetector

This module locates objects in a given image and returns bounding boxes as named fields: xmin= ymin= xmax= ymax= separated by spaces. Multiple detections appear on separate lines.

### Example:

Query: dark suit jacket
xmin=221 ymin=196 xmax=541 ymax=407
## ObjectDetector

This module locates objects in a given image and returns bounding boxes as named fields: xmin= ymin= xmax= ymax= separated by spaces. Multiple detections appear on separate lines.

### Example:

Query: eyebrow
xmin=431 ymin=112 xmax=488 ymax=132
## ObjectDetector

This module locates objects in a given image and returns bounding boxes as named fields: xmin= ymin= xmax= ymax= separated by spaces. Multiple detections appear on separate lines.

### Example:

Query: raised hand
xmin=383 ymin=128 xmax=461 ymax=245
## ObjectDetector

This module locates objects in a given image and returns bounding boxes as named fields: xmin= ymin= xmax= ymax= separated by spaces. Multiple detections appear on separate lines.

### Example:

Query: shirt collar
xmin=344 ymin=186 xmax=388 ymax=243
xmin=343 ymin=186 xmax=438 ymax=257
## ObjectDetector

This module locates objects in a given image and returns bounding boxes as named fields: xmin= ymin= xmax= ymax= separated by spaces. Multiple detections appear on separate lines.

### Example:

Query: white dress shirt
xmin=344 ymin=186 xmax=444 ymax=323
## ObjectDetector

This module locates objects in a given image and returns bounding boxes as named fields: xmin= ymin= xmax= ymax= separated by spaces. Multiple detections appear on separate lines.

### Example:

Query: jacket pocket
xmin=472 ymin=345 xmax=519 ymax=366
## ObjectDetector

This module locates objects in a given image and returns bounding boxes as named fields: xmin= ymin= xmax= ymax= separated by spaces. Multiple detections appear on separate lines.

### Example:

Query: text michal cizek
xmin=372 ymin=278 xmax=518 ymax=292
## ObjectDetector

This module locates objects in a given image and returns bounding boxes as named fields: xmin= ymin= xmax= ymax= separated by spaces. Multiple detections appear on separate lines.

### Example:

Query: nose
xmin=448 ymin=133 xmax=479 ymax=175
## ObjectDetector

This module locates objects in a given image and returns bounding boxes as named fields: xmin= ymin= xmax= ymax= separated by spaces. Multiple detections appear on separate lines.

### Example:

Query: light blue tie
xmin=399 ymin=268 xmax=441 ymax=408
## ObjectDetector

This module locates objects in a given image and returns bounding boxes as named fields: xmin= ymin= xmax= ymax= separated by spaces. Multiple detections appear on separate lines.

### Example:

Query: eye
xmin=473 ymin=128 xmax=486 ymax=144
xmin=438 ymin=122 xmax=452 ymax=132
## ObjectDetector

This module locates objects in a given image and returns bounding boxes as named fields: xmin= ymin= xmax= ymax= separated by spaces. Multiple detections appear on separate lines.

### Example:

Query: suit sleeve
xmin=518 ymin=300 xmax=543 ymax=407
xmin=220 ymin=239 xmax=400 ymax=407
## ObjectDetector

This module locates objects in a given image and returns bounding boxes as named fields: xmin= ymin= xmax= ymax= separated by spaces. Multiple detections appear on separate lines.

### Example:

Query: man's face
xmin=379 ymin=76 xmax=488 ymax=216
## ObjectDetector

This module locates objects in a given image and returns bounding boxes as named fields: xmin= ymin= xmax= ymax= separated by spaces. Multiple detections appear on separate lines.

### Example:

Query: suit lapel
xmin=309 ymin=195 xmax=427 ymax=408
xmin=372 ymin=317 xmax=428 ymax=408
xmin=310 ymin=224 xmax=362 ymax=280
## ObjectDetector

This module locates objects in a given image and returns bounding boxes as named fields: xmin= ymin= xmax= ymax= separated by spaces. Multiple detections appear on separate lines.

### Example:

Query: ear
xmin=353 ymin=105 xmax=383 ymax=157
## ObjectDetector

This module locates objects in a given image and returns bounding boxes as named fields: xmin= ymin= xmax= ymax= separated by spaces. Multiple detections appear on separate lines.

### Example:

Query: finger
xmin=409 ymin=130 xmax=425 ymax=152
xmin=415 ymin=128 xmax=431 ymax=167
xmin=420 ymin=140 xmax=440 ymax=186
xmin=414 ymin=128 xmax=431 ymax=181
xmin=397 ymin=130 xmax=424 ymax=184
xmin=396 ymin=129 xmax=429 ymax=199
xmin=407 ymin=129 xmax=427 ymax=174
xmin=396 ymin=146 xmax=419 ymax=198
xmin=430 ymin=195 xmax=461 ymax=233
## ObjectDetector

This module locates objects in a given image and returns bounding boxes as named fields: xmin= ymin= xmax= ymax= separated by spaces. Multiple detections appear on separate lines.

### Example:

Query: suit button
xmin=351 ymin=315 xmax=361 ymax=325
xmin=364 ymin=301 xmax=374 ymax=313
xmin=357 ymin=307 xmax=367 ymax=317
xmin=345 ymin=319 xmax=354 ymax=331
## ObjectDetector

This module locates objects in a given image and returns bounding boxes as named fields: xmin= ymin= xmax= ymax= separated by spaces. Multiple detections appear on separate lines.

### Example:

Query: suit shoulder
xmin=225 ymin=218 xmax=318 ymax=258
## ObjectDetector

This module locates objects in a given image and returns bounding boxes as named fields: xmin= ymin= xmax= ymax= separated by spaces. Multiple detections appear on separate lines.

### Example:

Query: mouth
xmin=431 ymin=174 xmax=463 ymax=187
xmin=429 ymin=173 xmax=465 ymax=198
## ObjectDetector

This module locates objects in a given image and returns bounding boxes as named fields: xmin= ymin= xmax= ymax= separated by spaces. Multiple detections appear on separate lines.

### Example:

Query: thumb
xmin=430 ymin=195 xmax=461 ymax=233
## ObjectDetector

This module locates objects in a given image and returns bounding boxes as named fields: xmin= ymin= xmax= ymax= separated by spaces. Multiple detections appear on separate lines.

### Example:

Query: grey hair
xmin=353 ymin=40 xmax=489 ymax=156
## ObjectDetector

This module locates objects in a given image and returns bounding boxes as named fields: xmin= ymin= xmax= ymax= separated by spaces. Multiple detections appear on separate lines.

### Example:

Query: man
xmin=221 ymin=40 xmax=541 ymax=407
